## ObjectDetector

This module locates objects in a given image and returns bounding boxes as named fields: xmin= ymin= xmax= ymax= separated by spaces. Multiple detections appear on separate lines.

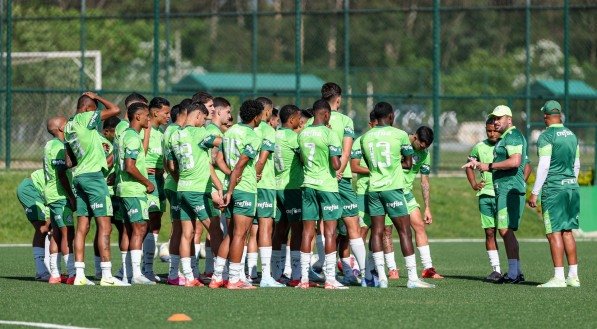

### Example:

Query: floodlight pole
xmin=5 ymin=0 xmax=11 ymax=169
xmin=563 ymin=0 xmax=570 ymax=120
xmin=152 ymin=0 xmax=160 ymax=97
xmin=79 ymin=0 xmax=86 ymax=92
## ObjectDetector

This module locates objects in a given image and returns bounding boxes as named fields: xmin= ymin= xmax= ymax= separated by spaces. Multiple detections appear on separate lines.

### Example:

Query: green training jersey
xmin=115 ymin=120 xmax=129 ymax=140
xmin=254 ymin=121 xmax=276 ymax=190
xmin=298 ymin=124 xmax=342 ymax=192
xmin=99 ymin=135 xmax=115 ymax=195
xmin=162 ymin=124 xmax=180 ymax=192
xmin=351 ymin=135 xmax=369 ymax=195
xmin=172 ymin=126 xmax=216 ymax=193
xmin=116 ymin=128 xmax=148 ymax=197
xmin=43 ymin=138 xmax=71 ymax=203
xmin=64 ymin=110 xmax=108 ymax=176
xmin=274 ymin=127 xmax=303 ymax=190
xmin=206 ymin=123 xmax=226 ymax=187
xmin=536 ymin=123 xmax=579 ymax=190
xmin=31 ymin=169 xmax=46 ymax=194
xmin=403 ymin=146 xmax=431 ymax=193
xmin=360 ymin=125 xmax=414 ymax=192
xmin=143 ymin=125 xmax=164 ymax=169
xmin=307 ymin=111 xmax=355 ymax=178
xmin=223 ymin=123 xmax=261 ymax=193
xmin=469 ymin=139 xmax=496 ymax=197
xmin=492 ymin=126 xmax=527 ymax=194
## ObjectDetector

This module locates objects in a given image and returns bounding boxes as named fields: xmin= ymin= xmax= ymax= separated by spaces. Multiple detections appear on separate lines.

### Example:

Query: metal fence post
xmin=294 ymin=0 xmax=301 ymax=106
xmin=432 ymin=0 xmax=441 ymax=174
xmin=343 ymin=0 xmax=350 ymax=98
xmin=79 ymin=0 xmax=86 ymax=92
xmin=525 ymin=0 xmax=531 ymax=148
xmin=563 ymin=0 xmax=570 ymax=120
xmin=251 ymin=0 xmax=258 ymax=97
xmin=152 ymin=0 xmax=160 ymax=97
xmin=4 ymin=0 xmax=11 ymax=169
xmin=164 ymin=0 xmax=171 ymax=91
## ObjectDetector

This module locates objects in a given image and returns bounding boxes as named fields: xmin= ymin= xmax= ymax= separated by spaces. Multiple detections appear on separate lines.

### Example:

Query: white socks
xmin=384 ymin=252 xmax=397 ymax=271
xmin=324 ymin=252 xmax=337 ymax=281
xmin=49 ymin=253 xmax=60 ymax=277
xmin=554 ymin=266 xmax=565 ymax=280
xmin=259 ymin=247 xmax=273 ymax=279
xmin=569 ymin=264 xmax=578 ymax=278
xmin=100 ymin=261 xmax=113 ymax=279
xmin=300 ymin=252 xmax=312 ymax=283
xmin=405 ymin=254 xmax=418 ymax=281
xmin=121 ymin=251 xmax=128 ymax=279
xmin=487 ymin=250 xmax=501 ymax=273
xmin=194 ymin=243 xmax=202 ymax=259
xmin=229 ymin=262 xmax=243 ymax=284
xmin=373 ymin=252 xmax=387 ymax=281
xmin=349 ymin=238 xmax=366 ymax=276
xmin=75 ymin=261 xmax=85 ymax=278
xmin=290 ymin=250 xmax=301 ymax=280
xmin=418 ymin=245 xmax=433 ymax=270
xmin=213 ymin=256 xmax=226 ymax=281
xmin=131 ymin=250 xmax=143 ymax=278
xmin=247 ymin=251 xmax=258 ymax=279
xmin=169 ymin=254 xmax=180 ymax=279
xmin=33 ymin=247 xmax=48 ymax=276
xmin=181 ymin=257 xmax=193 ymax=280
xmin=43 ymin=236 xmax=51 ymax=273
xmin=284 ymin=245 xmax=292 ymax=277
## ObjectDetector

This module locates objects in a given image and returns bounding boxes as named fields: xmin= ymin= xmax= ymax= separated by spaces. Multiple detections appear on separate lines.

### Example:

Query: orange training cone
xmin=168 ymin=313 xmax=192 ymax=322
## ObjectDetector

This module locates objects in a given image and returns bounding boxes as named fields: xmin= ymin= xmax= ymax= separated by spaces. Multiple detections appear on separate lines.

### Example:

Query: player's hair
xmin=178 ymin=98 xmax=193 ymax=113
xmin=415 ymin=126 xmax=434 ymax=145
xmin=76 ymin=95 xmax=98 ymax=110
xmin=272 ymin=108 xmax=279 ymax=117
xmin=124 ymin=92 xmax=148 ymax=107
xmin=255 ymin=96 xmax=273 ymax=109
xmin=103 ymin=116 xmax=121 ymax=130
xmin=369 ymin=110 xmax=376 ymax=123
xmin=127 ymin=102 xmax=148 ymax=122
xmin=301 ymin=108 xmax=314 ymax=118
xmin=213 ymin=96 xmax=231 ymax=108
xmin=170 ymin=104 xmax=181 ymax=122
xmin=373 ymin=102 xmax=393 ymax=120
xmin=239 ymin=99 xmax=264 ymax=123
xmin=321 ymin=82 xmax=342 ymax=101
xmin=187 ymin=102 xmax=209 ymax=115
xmin=485 ymin=117 xmax=495 ymax=125
xmin=279 ymin=104 xmax=300 ymax=124
xmin=312 ymin=99 xmax=331 ymax=114
xmin=149 ymin=97 xmax=170 ymax=111
xmin=191 ymin=91 xmax=213 ymax=105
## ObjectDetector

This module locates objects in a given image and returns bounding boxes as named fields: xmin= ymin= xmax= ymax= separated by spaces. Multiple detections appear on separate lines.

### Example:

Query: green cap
xmin=489 ymin=105 xmax=512 ymax=118
xmin=541 ymin=100 xmax=561 ymax=115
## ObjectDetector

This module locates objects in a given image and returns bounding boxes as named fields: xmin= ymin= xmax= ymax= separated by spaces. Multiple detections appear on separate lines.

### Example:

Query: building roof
xmin=529 ymin=79 xmax=597 ymax=98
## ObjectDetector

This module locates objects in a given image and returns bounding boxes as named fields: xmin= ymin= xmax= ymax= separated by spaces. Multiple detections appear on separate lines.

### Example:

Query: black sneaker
xmin=495 ymin=273 xmax=524 ymax=284
xmin=485 ymin=271 xmax=502 ymax=282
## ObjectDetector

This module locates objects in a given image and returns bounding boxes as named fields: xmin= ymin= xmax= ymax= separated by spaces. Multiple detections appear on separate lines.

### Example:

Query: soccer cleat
xmin=66 ymin=276 xmax=76 ymax=285
xmin=227 ymin=280 xmax=256 ymax=290
xmin=277 ymin=275 xmax=291 ymax=286
xmin=208 ymin=278 xmax=225 ymax=289
xmin=566 ymin=276 xmax=580 ymax=287
xmin=495 ymin=273 xmax=524 ymax=284
xmin=73 ymin=276 xmax=96 ymax=286
xmin=295 ymin=281 xmax=311 ymax=289
xmin=485 ymin=271 xmax=503 ymax=283
xmin=308 ymin=268 xmax=325 ymax=283
xmin=388 ymin=269 xmax=400 ymax=280
xmin=35 ymin=272 xmax=51 ymax=282
xmin=379 ymin=280 xmax=389 ymax=288
xmin=407 ymin=279 xmax=436 ymax=289
xmin=260 ymin=276 xmax=286 ymax=288
xmin=537 ymin=277 xmax=567 ymax=288
xmin=100 ymin=276 xmax=130 ymax=287
xmin=421 ymin=267 xmax=444 ymax=279
xmin=324 ymin=279 xmax=349 ymax=290
xmin=132 ymin=275 xmax=157 ymax=285
xmin=184 ymin=278 xmax=205 ymax=287
xmin=143 ymin=272 xmax=161 ymax=283
xmin=202 ymin=272 xmax=213 ymax=279
xmin=167 ymin=276 xmax=186 ymax=286
xmin=60 ymin=274 xmax=68 ymax=284
xmin=340 ymin=275 xmax=361 ymax=286
xmin=48 ymin=276 xmax=62 ymax=284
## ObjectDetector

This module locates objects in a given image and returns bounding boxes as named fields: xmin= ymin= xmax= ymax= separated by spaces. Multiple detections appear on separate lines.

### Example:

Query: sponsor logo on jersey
xmin=286 ymin=208 xmax=302 ymax=215
xmin=194 ymin=205 xmax=206 ymax=213
xmin=235 ymin=200 xmax=253 ymax=208
xmin=257 ymin=202 xmax=273 ymax=209
xmin=561 ymin=178 xmax=577 ymax=185
xmin=127 ymin=208 xmax=139 ymax=216
xmin=343 ymin=203 xmax=358 ymax=210
xmin=556 ymin=130 xmax=574 ymax=137
xmin=91 ymin=202 xmax=104 ymax=210
xmin=301 ymin=130 xmax=323 ymax=137
xmin=386 ymin=201 xmax=404 ymax=208
xmin=304 ymin=177 xmax=324 ymax=186
xmin=323 ymin=204 xmax=339 ymax=212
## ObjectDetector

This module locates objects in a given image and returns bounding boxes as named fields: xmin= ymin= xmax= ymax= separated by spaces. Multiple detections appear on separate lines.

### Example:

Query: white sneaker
xmin=407 ymin=279 xmax=436 ymax=289
xmin=132 ymin=275 xmax=157 ymax=285
xmin=379 ymin=279 xmax=389 ymax=288
xmin=260 ymin=276 xmax=286 ymax=288
xmin=73 ymin=276 xmax=96 ymax=286
xmin=324 ymin=279 xmax=349 ymax=290
xmin=537 ymin=277 xmax=566 ymax=288
xmin=566 ymin=276 xmax=580 ymax=287
xmin=100 ymin=276 xmax=131 ymax=286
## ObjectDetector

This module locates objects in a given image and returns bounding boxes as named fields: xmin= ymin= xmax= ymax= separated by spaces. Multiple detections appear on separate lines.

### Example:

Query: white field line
xmin=0 ymin=320 xmax=99 ymax=329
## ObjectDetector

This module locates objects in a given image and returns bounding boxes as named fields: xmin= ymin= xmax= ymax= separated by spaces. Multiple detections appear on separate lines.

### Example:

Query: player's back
xmin=298 ymin=125 xmax=341 ymax=192
xmin=274 ymin=127 xmax=303 ymax=190
xmin=539 ymin=124 xmax=579 ymax=189
xmin=223 ymin=123 xmax=261 ymax=193
xmin=64 ymin=110 xmax=107 ymax=176
xmin=172 ymin=126 xmax=213 ymax=193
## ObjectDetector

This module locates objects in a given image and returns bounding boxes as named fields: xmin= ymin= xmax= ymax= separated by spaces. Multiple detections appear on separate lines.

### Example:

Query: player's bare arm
xmin=224 ymin=154 xmax=251 ymax=205
xmin=337 ymin=136 xmax=353 ymax=179
xmin=83 ymin=91 xmax=121 ymax=120
xmin=124 ymin=157 xmax=154 ymax=193
xmin=421 ymin=174 xmax=432 ymax=224
xmin=350 ymin=157 xmax=369 ymax=175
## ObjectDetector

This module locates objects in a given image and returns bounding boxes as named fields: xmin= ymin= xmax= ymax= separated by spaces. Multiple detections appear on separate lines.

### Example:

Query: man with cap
xmin=463 ymin=105 xmax=528 ymax=284
xmin=528 ymin=100 xmax=580 ymax=288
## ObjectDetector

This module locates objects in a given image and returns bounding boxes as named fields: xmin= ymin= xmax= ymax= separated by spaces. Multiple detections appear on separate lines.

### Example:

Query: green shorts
xmin=111 ymin=196 xmax=124 ymax=222
xmin=254 ymin=188 xmax=277 ymax=222
xmin=48 ymin=199 xmax=74 ymax=228
xmin=177 ymin=191 xmax=215 ymax=221
xmin=147 ymin=174 xmax=166 ymax=213
xmin=478 ymin=195 xmax=497 ymax=229
xmin=121 ymin=196 xmax=149 ymax=223
xmin=227 ymin=190 xmax=257 ymax=218
xmin=276 ymin=189 xmax=302 ymax=222
xmin=541 ymin=188 xmax=580 ymax=234
xmin=301 ymin=187 xmax=342 ymax=221
xmin=367 ymin=189 xmax=409 ymax=218
xmin=404 ymin=191 xmax=421 ymax=214
xmin=73 ymin=171 xmax=113 ymax=217
xmin=496 ymin=190 xmax=525 ymax=230
xmin=358 ymin=194 xmax=392 ymax=227
xmin=16 ymin=179 xmax=48 ymax=222
xmin=339 ymin=178 xmax=359 ymax=217
xmin=165 ymin=188 xmax=179 ymax=220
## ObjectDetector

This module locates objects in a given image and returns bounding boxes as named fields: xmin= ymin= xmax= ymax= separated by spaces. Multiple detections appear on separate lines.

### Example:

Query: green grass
xmin=2 ymin=170 xmax=547 ymax=243
xmin=0 ymin=242 xmax=595 ymax=329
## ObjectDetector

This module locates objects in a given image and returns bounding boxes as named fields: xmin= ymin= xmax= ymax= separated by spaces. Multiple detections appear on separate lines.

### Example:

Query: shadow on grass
xmin=0 ymin=276 xmax=43 ymax=282
xmin=443 ymin=275 xmax=541 ymax=286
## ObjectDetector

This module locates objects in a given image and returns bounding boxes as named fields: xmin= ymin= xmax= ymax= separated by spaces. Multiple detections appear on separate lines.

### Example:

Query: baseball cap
xmin=489 ymin=105 xmax=512 ymax=118
xmin=540 ymin=100 xmax=561 ymax=115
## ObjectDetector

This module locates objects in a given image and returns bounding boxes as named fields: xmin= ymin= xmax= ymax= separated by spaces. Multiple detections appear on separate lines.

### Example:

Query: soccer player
xmin=64 ymin=91 xmax=126 ymax=286
xmin=402 ymin=126 xmax=443 ymax=279
xmin=466 ymin=118 xmax=503 ymax=281
xmin=43 ymin=116 xmax=76 ymax=284
xmin=114 ymin=92 xmax=149 ymax=136
xmin=253 ymin=97 xmax=285 ymax=288
xmin=360 ymin=102 xmax=435 ymax=289
xmin=171 ymin=102 xmax=224 ymax=287
xmin=218 ymin=99 xmax=264 ymax=290
xmin=16 ymin=169 xmax=51 ymax=281
xmin=298 ymin=99 xmax=346 ymax=289
xmin=116 ymin=102 xmax=155 ymax=285
xmin=272 ymin=104 xmax=304 ymax=285
xmin=141 ymin=96 xmax=171 ymax=281
xmin=463 ymin=105 xmax=528 ymax=284
xmin=528 ymin=101 xmax=581 ymax=288
xmin=269 ymin=107 xmax=280 ymax=129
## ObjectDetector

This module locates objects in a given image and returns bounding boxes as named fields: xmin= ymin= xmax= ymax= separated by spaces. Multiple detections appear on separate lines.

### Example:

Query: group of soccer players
xmin=16 ymin=80 xmax=582 ymax=289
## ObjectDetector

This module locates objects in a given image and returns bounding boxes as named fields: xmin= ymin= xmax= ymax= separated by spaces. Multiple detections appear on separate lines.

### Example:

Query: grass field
xmin=0 ymin=242 xmax=595 ymax=329
xmin=1 ymin=170 xmax=546 ymax=243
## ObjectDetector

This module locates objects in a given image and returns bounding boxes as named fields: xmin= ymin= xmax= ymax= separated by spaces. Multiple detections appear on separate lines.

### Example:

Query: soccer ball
xmin=158 ymin=242 xmax=170 ymax=262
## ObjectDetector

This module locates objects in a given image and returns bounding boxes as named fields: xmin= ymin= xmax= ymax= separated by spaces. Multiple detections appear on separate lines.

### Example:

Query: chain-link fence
xmin=1 ymin=0 xmax=596 ymax=175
